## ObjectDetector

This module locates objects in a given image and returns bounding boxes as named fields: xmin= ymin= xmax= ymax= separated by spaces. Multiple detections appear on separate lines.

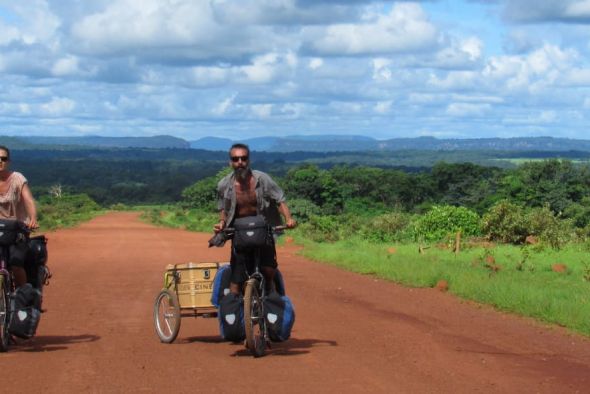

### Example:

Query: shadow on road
xmin=12 ymin=334 xmax=100 ymax=353
xmin=181 ymin=335 xmax=226 ymax=344
xmin=232 ymin=337 xmax=338 ymax=357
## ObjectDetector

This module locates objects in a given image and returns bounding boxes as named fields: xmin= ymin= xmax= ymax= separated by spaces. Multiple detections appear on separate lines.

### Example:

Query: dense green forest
xmin=5 ymin=145 xmax=590 ymax=246
xmin=8 ymin=147 xmax=590 ymax=207
xmin=175 ymin=159 xmax=590 ymax=246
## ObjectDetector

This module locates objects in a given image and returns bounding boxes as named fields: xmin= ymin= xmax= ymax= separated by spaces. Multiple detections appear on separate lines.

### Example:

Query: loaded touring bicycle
xmin=153 ymin=215 xmax=295 ymax=357
xmin=0 ymin=219 xmax=51 ymax=351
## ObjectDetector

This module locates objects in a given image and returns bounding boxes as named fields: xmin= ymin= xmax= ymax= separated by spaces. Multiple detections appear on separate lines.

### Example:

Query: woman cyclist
xmin=0 ymin=145 xmax=38 ymax=287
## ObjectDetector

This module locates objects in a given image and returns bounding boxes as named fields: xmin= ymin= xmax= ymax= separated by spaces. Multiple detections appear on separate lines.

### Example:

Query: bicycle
xmin=0 ymin=219 xmax=49 ymax=352
xmin=222 ymin=221 xmax=287 ymax=358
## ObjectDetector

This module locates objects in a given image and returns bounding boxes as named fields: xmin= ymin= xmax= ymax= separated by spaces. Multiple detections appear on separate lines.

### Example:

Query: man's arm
xmin=213 ymin=210 xmax=227 ymax=233
xmin=278 ymin=201 xmax=296 ymax=228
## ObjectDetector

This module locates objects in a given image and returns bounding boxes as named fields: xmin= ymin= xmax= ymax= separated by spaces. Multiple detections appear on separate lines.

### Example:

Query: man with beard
xmin=214 ymin=143 xmax=296 ymax=295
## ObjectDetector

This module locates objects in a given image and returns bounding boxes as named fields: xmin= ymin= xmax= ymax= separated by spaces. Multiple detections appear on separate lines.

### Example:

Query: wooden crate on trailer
xmin=165 ymin=262 xmax=220 ymax=309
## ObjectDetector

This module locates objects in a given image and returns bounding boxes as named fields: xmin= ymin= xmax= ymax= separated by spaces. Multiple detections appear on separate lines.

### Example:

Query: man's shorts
xmin=230 ymin=241 xmax=277 ymax=284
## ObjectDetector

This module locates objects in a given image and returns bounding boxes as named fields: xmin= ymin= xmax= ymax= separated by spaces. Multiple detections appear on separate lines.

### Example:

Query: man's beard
xmin=234 ymin=167 xmax=251 ymax=182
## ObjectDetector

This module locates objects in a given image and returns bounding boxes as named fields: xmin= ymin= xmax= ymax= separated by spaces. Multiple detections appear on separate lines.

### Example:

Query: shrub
xmin=413 ymin=205 xmax=481 ymax=242
xmin=38 ymin=193 xmax=102 ymax=229
xmin=482 ymin=200 xmax=528 ymax=244
xmin=181 ymin=168 xmax=231 ymax=211
xmin=361 ymin=212 xmax=411 ymax=243
xmin=287 ymin=198 xmax=322 ymax=222
xmin=297 ymin=215 xmax=341 ymax=243
xmin=526 ymin=205 xmax=572 ymax=249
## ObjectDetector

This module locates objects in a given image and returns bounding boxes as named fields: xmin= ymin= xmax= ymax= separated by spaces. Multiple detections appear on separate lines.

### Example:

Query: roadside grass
xmin=294 ymin=236 xmax=590 ymax=336
xmin=37 ymin=194 xmax=105 ymax=231
xmin=141 ymin=207 xmax=590 ymax=336
xmin=138 ymin=205 xmax=217 ymax=232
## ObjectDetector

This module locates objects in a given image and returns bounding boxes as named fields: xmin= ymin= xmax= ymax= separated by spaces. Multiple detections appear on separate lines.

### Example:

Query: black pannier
xmin=232 ymin=216 xmax=269 ymax=250
xmin=8 ymin=284 xmax=41 ymax=339
xmin=211 ymin=265 xmax=286 ymax=308
xmin=0 ymin=219 xmax=25 ymax=246
xmin=264 ymin=291 xmax=295 ymax=342
xmin=28 ymin=235 xmax=48 ymax=266
xmin=25 ymin=235 xmax=50 ymax=290
xmin=218 ymin=293 xmax=245 ymax=342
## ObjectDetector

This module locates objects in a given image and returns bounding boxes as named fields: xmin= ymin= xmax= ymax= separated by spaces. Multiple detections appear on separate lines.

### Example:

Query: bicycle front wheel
xmin=0 ymin=277 xmax=10 ymax=352
xmin=244 ymin=278 xmax=266 ymax=357
xmin=153 ymin=289 xmax=181 ymax=343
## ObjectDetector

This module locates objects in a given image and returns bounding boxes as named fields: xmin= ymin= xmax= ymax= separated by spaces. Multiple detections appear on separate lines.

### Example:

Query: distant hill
xmin=191 ymin=135 xmax=378 ymax=152
xmin=189 ymin=137 xmax=233 ymax=151
xmin=377 ymin=136 xmax=590 ymax=151
xmin=14 ymin=135 xmax=190 ymax=149
xmin=0 ymin=136 xmax=37 ymax=149
xmin=192 ymin=135 xmax=590 ymax=152
xmin=5 ymin=134 xmax=590 ymax=153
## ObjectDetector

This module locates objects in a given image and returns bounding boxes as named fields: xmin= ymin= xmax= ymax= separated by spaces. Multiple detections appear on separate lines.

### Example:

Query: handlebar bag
xmin=232 ymin=215 xmax=269 ymax=250
xmin=0 ymin=219 xmax=25 ymax=246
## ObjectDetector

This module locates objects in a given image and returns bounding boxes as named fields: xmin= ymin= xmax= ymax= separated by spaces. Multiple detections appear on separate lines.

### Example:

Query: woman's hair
xmin=0 ymin=145 xmax=9 ymax=160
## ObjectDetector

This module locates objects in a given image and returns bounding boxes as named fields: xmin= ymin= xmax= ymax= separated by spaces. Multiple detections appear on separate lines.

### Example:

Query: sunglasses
xmin=230 ymin=155 xmax=249 ymax=162
xmin=0 ymin=157 xmax=8 ymax=163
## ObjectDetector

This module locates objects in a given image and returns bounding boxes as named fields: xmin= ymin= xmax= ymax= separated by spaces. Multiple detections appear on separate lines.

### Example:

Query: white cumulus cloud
xmin=303 ymin=3 xmax=438 ymax=56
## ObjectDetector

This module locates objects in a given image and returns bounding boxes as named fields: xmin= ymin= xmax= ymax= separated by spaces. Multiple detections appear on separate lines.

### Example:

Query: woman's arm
xmin=21 ymin=183 xmax=38 ymax=229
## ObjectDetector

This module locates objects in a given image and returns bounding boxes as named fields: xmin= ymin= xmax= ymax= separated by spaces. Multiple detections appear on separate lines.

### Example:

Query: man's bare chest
xmin=235 ymin=179 xmax=257 ymax=211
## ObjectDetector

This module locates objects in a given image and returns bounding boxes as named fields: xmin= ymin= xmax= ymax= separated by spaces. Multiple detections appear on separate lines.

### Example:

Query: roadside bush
xmin=482 ymin=200 xmax=528 ymax=244
xmin=297 ymin=215 xmax=341 ymax=243
xmin=288 ymin=198 xmax=322 ymax=222
xmin=563 ymin=198 xmax=590 ymax=228
xmin=527 ymin=205 xmax=573 ymax=249
xmin=38 ymin=193 xmax=102 ymax=229
xmin=361 ymin=211 xmax=411 ymax=243
xmin=181 ymin=168 xmax=231 ymax=211
xmin=413 ymin=205 xmax=481 ymax=242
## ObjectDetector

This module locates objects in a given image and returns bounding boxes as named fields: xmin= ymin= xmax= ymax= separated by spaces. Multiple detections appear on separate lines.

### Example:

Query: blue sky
xmin=1 ymin=0 xmax=590 ymax=141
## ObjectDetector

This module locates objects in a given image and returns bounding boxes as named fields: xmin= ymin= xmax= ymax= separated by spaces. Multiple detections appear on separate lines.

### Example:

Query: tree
xmin=282 ymin=164 xmax=343 ymax=213
xmin=181 ymin=168 xmax=231 ymax=210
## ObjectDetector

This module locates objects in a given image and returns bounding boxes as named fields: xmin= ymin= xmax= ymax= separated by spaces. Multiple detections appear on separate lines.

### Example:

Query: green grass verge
xmin=37 ymin=194 xmax=105 ymax=231
xmin=141 ymin=206 xmax=590 ymax=336
xmin=295 ymin=237 xmax=590 ymax=336
xmin=138 ymin=205 xmax=217 ymax=232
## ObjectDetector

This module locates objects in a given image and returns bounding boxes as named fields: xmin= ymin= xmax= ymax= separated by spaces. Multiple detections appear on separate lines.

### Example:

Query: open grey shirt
xmin=217 ymin=170 xmax=286 ymax=227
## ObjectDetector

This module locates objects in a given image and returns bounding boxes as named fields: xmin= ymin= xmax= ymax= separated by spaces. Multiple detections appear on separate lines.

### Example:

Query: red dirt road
xmin=3 ymin=212 xmax=590 ymax=393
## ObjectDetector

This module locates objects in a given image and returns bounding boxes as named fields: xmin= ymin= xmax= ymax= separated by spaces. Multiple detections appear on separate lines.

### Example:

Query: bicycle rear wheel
xmin=153 ymin=289 xmax=181 ymax=343
xmin=0 ymin=277 xmax=10 ymax=352
xmin=244 ymin=278 xmax=266 ymax=357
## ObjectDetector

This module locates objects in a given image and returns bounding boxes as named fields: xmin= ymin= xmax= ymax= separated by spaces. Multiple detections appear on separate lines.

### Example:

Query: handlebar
xmin=208 ymin=224 xmax=289 ymax=248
